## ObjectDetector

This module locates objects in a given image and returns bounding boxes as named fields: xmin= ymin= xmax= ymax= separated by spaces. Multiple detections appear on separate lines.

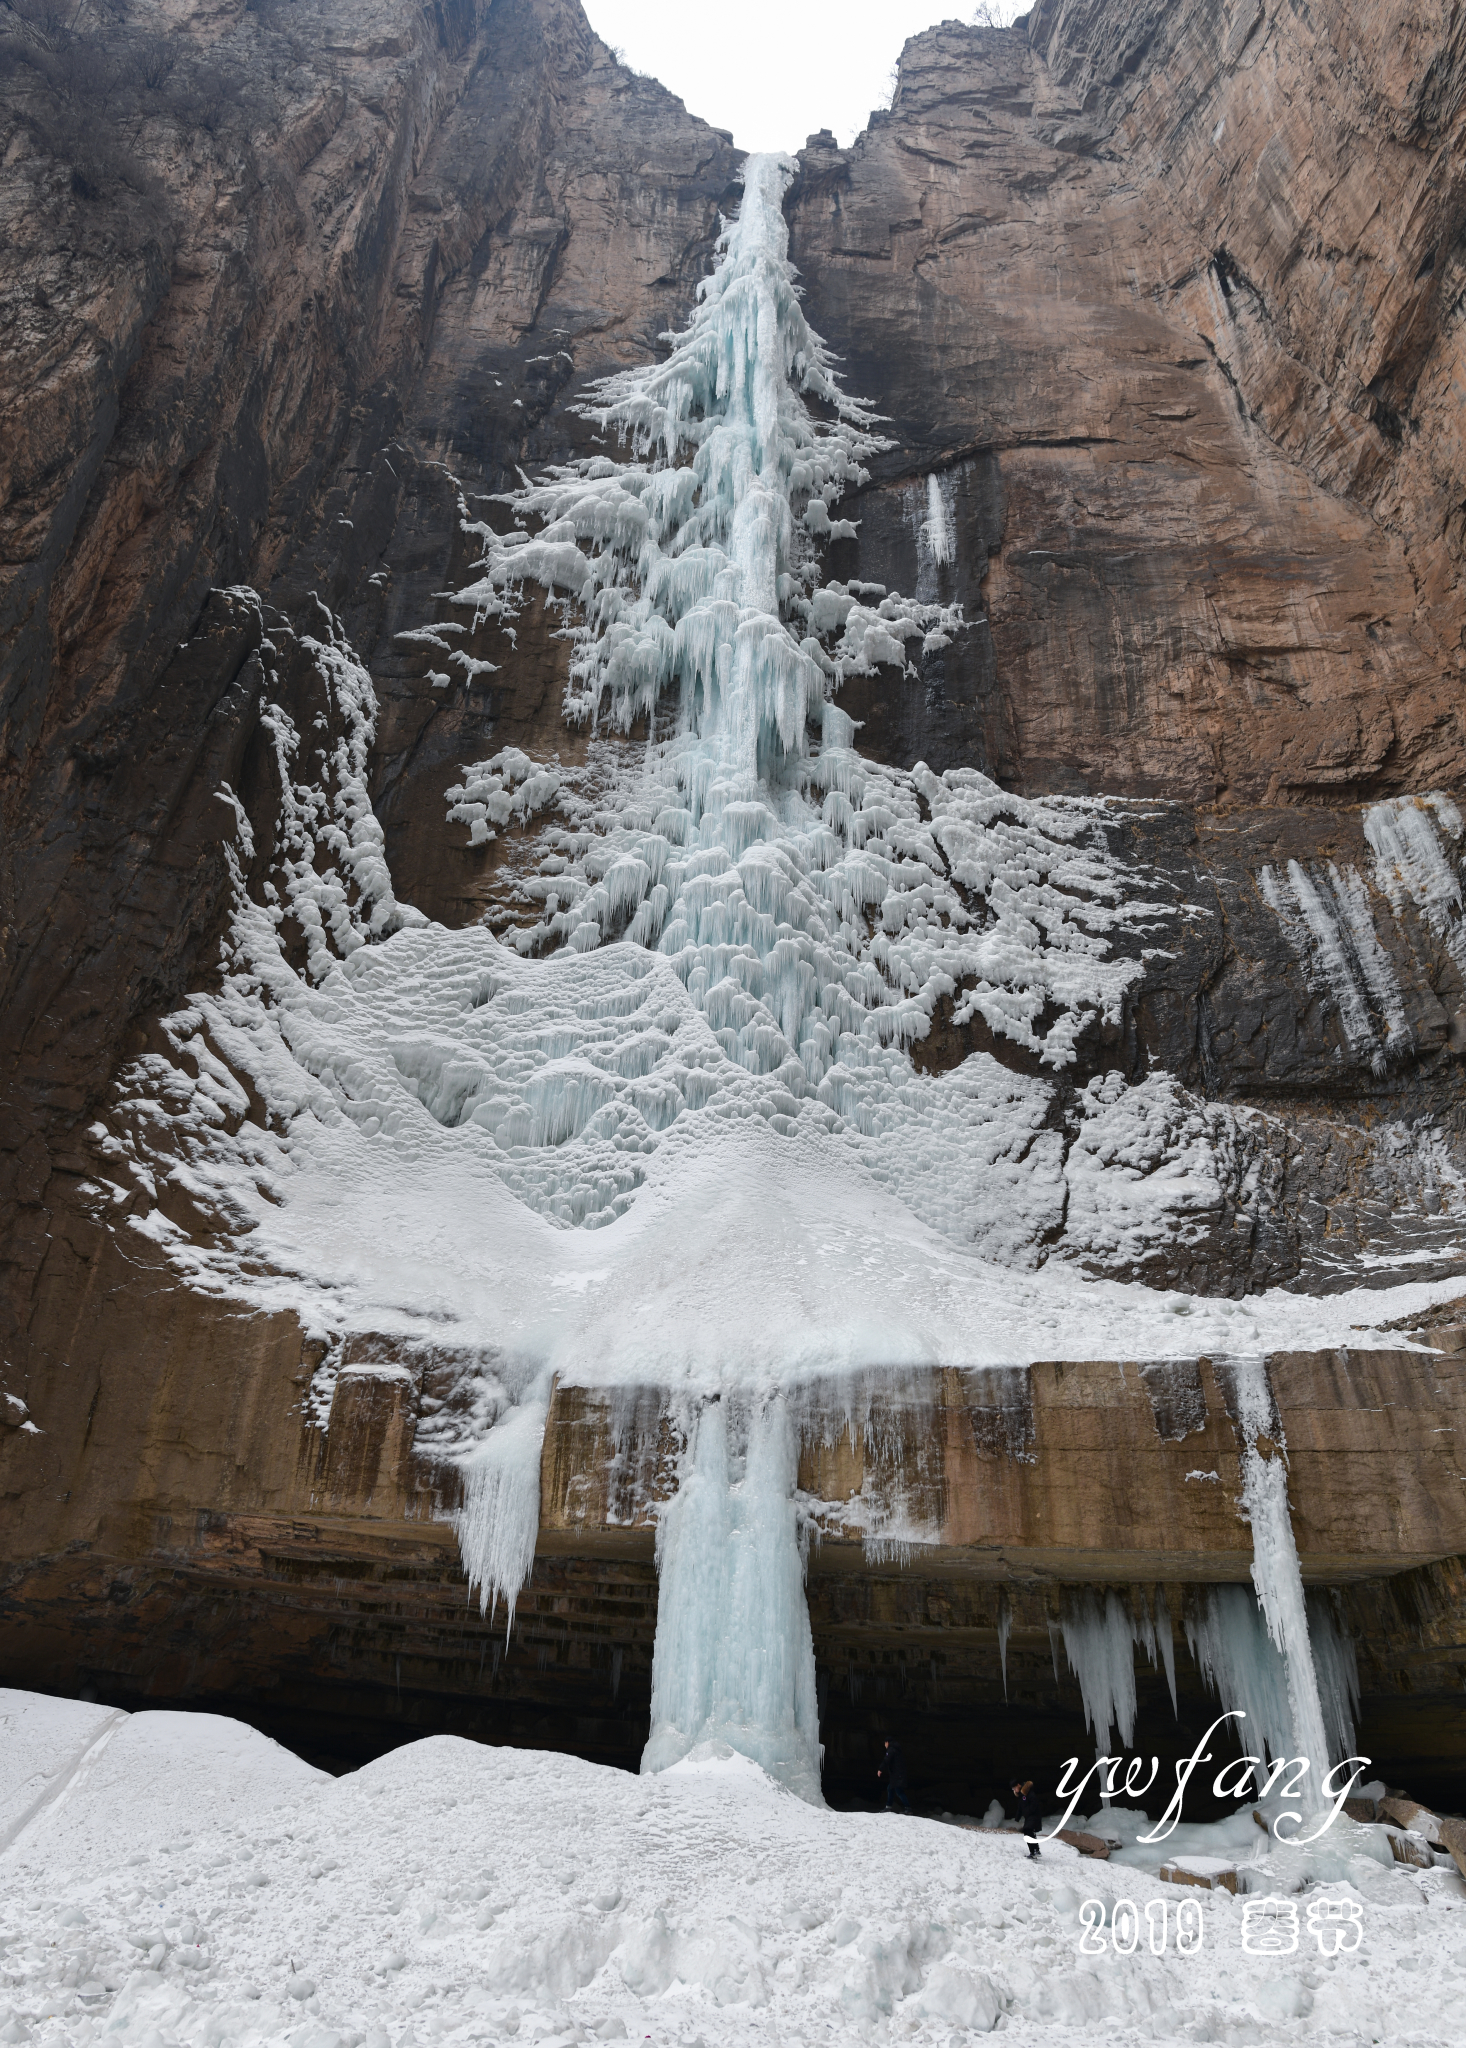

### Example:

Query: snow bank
xmin=0 ymin=1692 xmax=123 ymax=1853
xmin=0 ymin=1692 xmax=323 ymax=1874
xmin=1 ymin=1693 xmax=1461 ymax=2048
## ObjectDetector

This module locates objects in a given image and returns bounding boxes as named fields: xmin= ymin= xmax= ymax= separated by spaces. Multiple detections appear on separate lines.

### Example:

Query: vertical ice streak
xmin=1257 ymin=859 xmax=1408 ymax=1075
xmin=1226 ymin=1360 xmax=1333 ymax=1805
xmin=1363 ymin=792 xmax=1466 ymax=974
xmin=1305 ymin=1589 xmax=1361 ymax=1765
xmin=924 ymin=472 xmax=955 ymax=568
xmin=642 ymin=1393 xmax=823 ymax=1803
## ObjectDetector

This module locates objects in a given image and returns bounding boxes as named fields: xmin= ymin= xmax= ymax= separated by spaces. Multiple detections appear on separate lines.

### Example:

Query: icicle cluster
xmin=229 ymin=600 xmax=426 ymax=983
xmin=1185 ymin=1585 xmax=1358 ymax=1783
xmin=1058 ymin=1589 xmax=1178 ymax=1755
xmin=454 ymin=155 xmax=953 ymax=740
xmin=1258 ymin=794 xmax=1466 ymax=1078
xmin=1364 ymin=791 xmax=1466 ymax=972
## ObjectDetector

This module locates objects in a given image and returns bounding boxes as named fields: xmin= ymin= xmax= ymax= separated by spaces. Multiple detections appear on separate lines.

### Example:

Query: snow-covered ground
xmin=3 ymin=1690 xmax=1462 ymax=2048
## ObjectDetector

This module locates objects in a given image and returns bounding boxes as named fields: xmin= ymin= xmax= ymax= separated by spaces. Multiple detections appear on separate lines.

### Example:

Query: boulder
xmin=1160 ymin=1858 xmax=1237 ymax=1894
xmin=1384 ymin=1830 xmax=1433 ymax=1869
xmin=1056 ymin=1830 xmax=1113 ymax=1860
xmin=1380 ymin=1798 xmax=1443 ymax=1844
xmin=1437 ymin=1816 xmax=1466 ymax=1880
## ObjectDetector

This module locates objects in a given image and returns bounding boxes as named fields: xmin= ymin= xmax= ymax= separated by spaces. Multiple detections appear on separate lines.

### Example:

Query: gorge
xmin=3 ymin=0 xmax=1466 ymax=1835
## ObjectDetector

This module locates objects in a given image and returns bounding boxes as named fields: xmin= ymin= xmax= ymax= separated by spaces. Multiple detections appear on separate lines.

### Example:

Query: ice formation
xmin=85 ymin=162 xmax=1454 ymax=1808
xmin=642 ymin=1394 xmax=822 ymax=1803
xmin=444 ymin=154 xmax=1155 ymax=1094
xmin=1364 ymin=791 xmax=1466 ymax=973
xmin=1185 ymin=1587 xmax=1358 ymax=1791
xmin=1051 ymin=1409 xmax=1353 ymax=1800
xmin=455 ymin=1399 xmax=549 ymax=1632
xmin=1186 ymin=1361 xmax=1350 ymax=1804
xmin=1058 ymin=1589 xmax=1178 ymax=1756
xmin=1258 ymin=859 xmax=1409 ymax=1074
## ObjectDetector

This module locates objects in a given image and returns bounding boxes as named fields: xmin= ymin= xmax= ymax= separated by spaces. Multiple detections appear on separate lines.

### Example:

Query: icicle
xmin=1059 ymin=1590 xmax=1140 ymax=1754
xmin=997 ymin=1590 xmax=1011 ymax=1701
xmin=1185 ymin=1584 xmax=1297 ymax=1776
xmin=1154 ymin=1586 xmax=1179 ymax=1715
xmin=923 ymin=473 xmax=954 ymax=569
xmin=454 ymin=1398 xmax=548 ymax=1633
xmin=642 ymin=1392 xmax=823 ymax=1803
xmin=1306 ymin=1589 xmax=1360 ymax=1765
xmin=1226 ymin=1359 xmax=1332 ymax=1803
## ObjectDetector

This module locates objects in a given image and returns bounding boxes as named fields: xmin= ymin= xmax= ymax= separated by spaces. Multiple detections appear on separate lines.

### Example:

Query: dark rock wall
xmin=5 ymin=0 xmax=1466 ymax=1768
xmin=0 ymin=0 xmax=741 ymax=1346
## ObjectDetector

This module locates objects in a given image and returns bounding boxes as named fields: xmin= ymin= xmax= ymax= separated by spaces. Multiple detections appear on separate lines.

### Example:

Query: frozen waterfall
xmin=1220 ymin=1359 xmax=1339 ymax=1804
xmin=444 ymin=150 xmax=1153 ymax=1096
xmin=95 ymin=153 xmax=1391 ymax=1819
xmin=642 ymin=1394 xmax=823 ymax=1803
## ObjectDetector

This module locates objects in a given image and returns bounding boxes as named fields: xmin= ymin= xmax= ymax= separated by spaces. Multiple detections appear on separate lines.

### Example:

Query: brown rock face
xmin=788 ymin=5 xmax=1466 ymax=805
xmin=4 ymin=0 xmax=1466 ymax=1797
xmin=0 ymin=0 xmax=742 ymax=1343
xmin=540 ymin=1354 xmax=1466 ymax=1583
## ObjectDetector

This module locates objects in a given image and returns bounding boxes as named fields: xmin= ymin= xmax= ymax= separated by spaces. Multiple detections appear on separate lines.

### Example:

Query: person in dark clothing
xmin=1012 ymin=1778 xmax=1043 ymax=1858
xmin=879 ymin=1738 xmax=910 ymax=1812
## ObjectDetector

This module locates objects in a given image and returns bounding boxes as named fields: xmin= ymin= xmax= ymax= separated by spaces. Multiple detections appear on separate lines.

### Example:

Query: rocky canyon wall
xmin=4 ymin=0 xmax=1466 ymax=1787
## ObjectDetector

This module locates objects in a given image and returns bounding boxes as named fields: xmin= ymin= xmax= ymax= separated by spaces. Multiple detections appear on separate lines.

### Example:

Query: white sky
xmin=581 ymin=3 xmax=1028 ymax=156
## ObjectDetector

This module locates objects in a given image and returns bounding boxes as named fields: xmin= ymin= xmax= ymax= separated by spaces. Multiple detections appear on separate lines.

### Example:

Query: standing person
xmin=879 ymin=1737 xmax=910 ymax=1812
xmin=1012 ymin=1777 xmax=1043 ymax=1858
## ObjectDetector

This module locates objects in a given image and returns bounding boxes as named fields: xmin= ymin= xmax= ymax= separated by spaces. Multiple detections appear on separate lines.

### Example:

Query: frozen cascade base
xmin=4 ymin=1288 xmax=1465 ymax=1813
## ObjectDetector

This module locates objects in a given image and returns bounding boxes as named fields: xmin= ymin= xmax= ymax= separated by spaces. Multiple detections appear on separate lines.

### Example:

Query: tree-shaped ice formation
xmin=460 ymin=153 xmax=957 ymax=754
xmin=446 ymin=154 xmax=1152 ymax=1091
xmin=93 ymin=165 xmax=1361 ymax=1810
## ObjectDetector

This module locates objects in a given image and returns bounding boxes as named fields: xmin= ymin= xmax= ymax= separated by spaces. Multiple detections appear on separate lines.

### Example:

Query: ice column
xmin=1226 ymin=1360 xmax=1334 ymax=1804
xmin=1060 ymin=1591 xmax=1141 ymax=1754
xmin=642 ymin=1393 xmax=823 ymax=1803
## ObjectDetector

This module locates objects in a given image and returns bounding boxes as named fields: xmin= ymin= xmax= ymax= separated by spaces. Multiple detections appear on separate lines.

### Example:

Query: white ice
xmin=1257 ymin=859 xmax=1410 ymax=1076
xmin=641 ymin=1394 xmax=822 ymax=1801
xmin=1364 ymin=792 xmax=1466 ymax=976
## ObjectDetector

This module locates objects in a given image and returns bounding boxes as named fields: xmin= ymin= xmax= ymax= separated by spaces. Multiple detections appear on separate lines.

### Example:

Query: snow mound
xmin=1 ymin=1694 xmax=1461 ymax=2048
xmin=1 ymin=1694 xmax=323 ymax=1877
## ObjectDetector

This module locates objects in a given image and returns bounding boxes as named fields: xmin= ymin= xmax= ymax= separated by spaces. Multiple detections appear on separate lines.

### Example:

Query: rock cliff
xmin=3 ymin=0 xmax=1466 ymax=1794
